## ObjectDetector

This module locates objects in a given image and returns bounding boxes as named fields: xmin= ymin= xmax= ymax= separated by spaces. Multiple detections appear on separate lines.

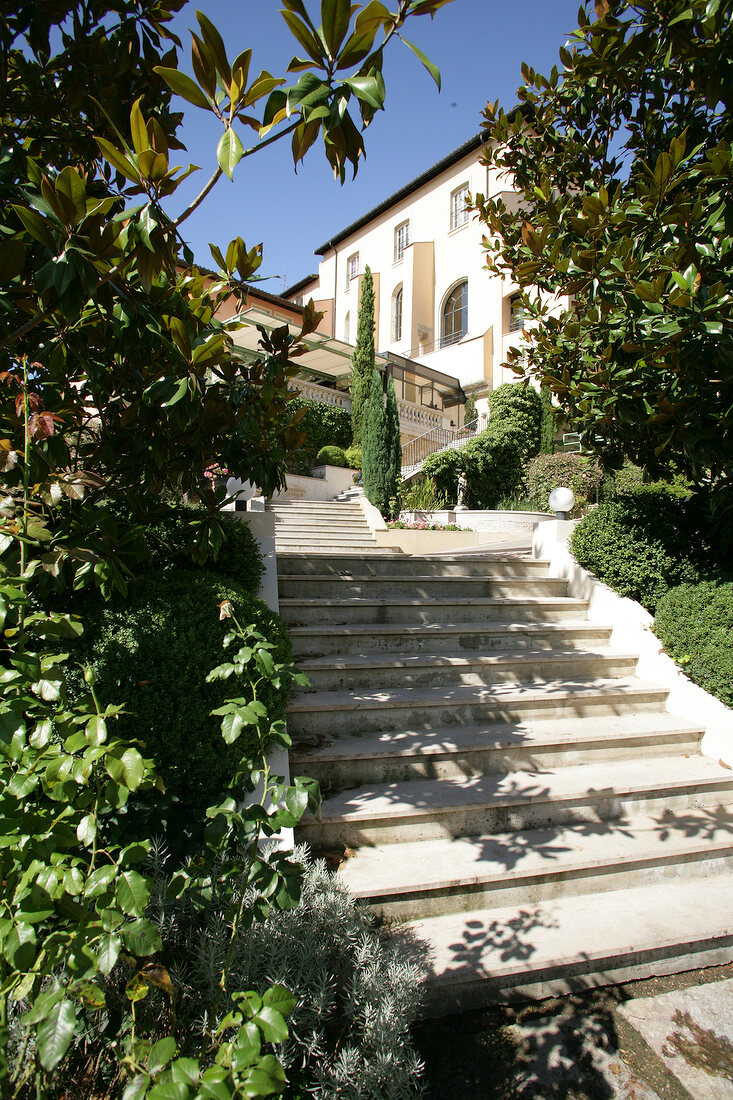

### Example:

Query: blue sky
xmin=166 ymin=0 xmax=582 ymax=293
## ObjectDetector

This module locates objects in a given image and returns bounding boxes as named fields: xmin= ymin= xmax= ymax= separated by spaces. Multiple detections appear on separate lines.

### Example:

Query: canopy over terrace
xmin=231 ymin=305 xmax=465 ymax=423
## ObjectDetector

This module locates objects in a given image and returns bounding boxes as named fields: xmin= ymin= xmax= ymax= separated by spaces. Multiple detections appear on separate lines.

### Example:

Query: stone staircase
xmin=266 ymin=500 xmax=381 ymax=554
xmin=278 ymin=552 xmax=733 ymax=1014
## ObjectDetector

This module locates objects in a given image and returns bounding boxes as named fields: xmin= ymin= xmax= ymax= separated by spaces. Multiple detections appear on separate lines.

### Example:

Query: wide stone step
xmin=275 ymin=538 xmax=377 ymax=550
xmin=279 ymin=595 xmax=589 ymax=626
xmin=268 ymin=503 xmax=364 ymax=513
xmin=287 ymin=677 xmax=668 ymax=737
xmin=290 ymin=713 xmax=703 ymax=789
xmin=297 ymin=755 xmax=733 ymax=848
xmin=288 ymin=620 xmax=611 ymax=658
xmin=395 ymin=874 xmax=733 ymax=1013
xmin=278 ymin=575 xmax=570 ymax=600
xmin=276 ymin=554 xmax=547 ymax=578
xmin=296 ymin=647 xmax=638 ymax=691
xmin=275 ymin=544 xmax=403 ymax=556
xmin=337 ymin=808 xmax=733 ymax=921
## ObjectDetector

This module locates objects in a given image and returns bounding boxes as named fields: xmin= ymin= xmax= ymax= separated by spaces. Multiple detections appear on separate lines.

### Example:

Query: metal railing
xmin=401 ymin=417 xmax=482 ymax=480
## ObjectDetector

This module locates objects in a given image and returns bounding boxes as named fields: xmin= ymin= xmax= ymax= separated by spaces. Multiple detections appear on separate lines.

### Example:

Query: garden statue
xmin=456 ymin=470 xmax=468 ymax=511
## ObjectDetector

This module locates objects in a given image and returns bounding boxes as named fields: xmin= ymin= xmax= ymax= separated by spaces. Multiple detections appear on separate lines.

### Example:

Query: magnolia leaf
xmin=153 ymin=67 xmax=212 ymax=110
xmin=216 ymin=128 xmax=244 ymax=180
xmin=399 ymin=34 xmax=441 ymax=90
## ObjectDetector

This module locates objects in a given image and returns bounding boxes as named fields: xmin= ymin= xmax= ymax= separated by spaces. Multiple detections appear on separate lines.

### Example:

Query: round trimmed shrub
xmin=73 ymin=571 xmax=292 ymax=813
xmin=569 ymin=491 xmax=714 ymax=612
xmin=316 ymin=445 xmax=348 ymax=467
xmin=526 ymin=452 xmax=604 ymax=511
xmin=655 ymin=581 xmax=733 ymax=707
xmin=344 ymin=444 xmax=362 ymax=469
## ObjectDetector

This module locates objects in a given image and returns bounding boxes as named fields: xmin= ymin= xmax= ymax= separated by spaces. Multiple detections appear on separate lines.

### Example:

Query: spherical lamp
xmin=548 ymin=486 xmax=575 ymax=520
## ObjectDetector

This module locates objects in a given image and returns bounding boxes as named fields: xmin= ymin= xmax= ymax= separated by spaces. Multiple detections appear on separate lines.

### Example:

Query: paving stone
xmin=619 ymin=979 xmax=733 ymax=1099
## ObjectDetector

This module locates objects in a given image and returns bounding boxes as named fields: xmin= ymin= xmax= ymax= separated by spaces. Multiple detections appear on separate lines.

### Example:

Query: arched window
xmin=392 ymin=286 xmax=403 ymax=342
xmin=344 ymin=311 xmax=350 ymax=342
xmin=441 ymin=280 xmax=468 ymax=347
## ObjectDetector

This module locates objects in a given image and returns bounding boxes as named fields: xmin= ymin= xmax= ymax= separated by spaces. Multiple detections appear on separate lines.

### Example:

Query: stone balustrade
xmin=291 ymin=378 xmax=450 ymax=434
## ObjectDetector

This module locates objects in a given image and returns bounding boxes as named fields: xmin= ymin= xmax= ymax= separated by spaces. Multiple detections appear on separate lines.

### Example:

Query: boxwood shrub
xmin=72 ymin=570 xmax=293 ymax=815
xmin=655 ymin=581 xmax=733 ymax=708
xmin=569 ymin=490 xmax=715 ymax=612
xmin=144 ymin=508 xmax=265 ymax=593
xmin=316 ymin=445 xmax=348 ymax=467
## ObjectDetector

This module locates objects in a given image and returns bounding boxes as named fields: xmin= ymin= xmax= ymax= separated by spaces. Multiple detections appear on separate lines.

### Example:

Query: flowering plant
xmin=385 ymin=519 xmax=462 ymax=531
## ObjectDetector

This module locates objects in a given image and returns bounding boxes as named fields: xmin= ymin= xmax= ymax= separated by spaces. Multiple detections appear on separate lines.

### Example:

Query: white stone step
xmin=395 ymin=874 xmax=733 ymax=1012
xmin=279 ymin=595 xmax=589 ymax=626
xmin=290 ymin=712 xmax=703 ymax=789
xmin=288 ymin=677 xmax=668 ymax=737
xmin=296 ymin=646 xmax=639 ymax=691
xmin=276 ymin=544 xmax=403 ymax=556
xmin=297 ymin=754 xmax=733 ymax=847
xmin=288 ymin=620 xmax=611 ymax=658
xmin=278 ymin=575 xmax=571 ymax=600
xmin=337 ymin=808 xmax=733 ymax=920
xmin=277 ymin=554 xmax=547 ymax=578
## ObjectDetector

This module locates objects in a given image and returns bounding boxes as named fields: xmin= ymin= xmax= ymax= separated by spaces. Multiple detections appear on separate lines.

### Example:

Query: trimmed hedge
xmin=526 ymin=452 xmax=604 ymax=511
xmin=286 ymin=397 xmax=352 ymax=474
xmin=655 ymin=581 xmax=733 ymax=708
xmin=72 ymin=571 xmax=293 ymax=814
xmin=423 ymin=383 xmax=542 ymax=509
xmin=316 ymin=445 xmax=348 ymax=467
xmin=569 ymin=490 xmax=715 ymax=612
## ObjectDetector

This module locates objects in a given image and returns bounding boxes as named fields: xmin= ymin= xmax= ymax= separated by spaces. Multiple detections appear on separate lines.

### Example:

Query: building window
xmin=450 ymin=184 xmax=470 ymax=230
xmin=347 ymin=252 xmax=359 ymax=286
xmin=344 ymin=311 xmax=350 ymax=342
xmin=509 ymin=294 xmax=526 ymax=333
xmin=394 ymin=221 xmax=410 ymax=262
xmin=441 ymin=280 xmax=468 ymax=347
xmin=392 ymin=286 xmax=403 ymax=342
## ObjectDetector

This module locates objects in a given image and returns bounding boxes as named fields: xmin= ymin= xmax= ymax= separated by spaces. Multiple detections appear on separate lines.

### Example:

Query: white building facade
xmin=285 ymin=133 xmax=539 ymax=431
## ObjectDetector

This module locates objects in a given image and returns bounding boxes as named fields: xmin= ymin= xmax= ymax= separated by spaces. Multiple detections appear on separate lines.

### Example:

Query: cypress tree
xmin=385 ymin=374 xmax=402 ymax=514
xmin=540 ymin=386 xmax=556 ymax=454
xmin=362 ymin=368 xmax=391 ymax=516
xmin=349 ymin=265 xmax=375 ymax=445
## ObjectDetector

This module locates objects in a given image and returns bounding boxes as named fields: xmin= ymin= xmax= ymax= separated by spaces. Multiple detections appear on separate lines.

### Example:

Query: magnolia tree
xmin=0 ymin=0 xmax=454 ymax=1094
xmin=476 ymin=0 xmax=733 ymax=523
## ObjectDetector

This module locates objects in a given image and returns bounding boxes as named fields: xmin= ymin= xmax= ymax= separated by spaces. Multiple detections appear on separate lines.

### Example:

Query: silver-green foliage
xmin=160 ymin=851 xmax=425 ymax=1100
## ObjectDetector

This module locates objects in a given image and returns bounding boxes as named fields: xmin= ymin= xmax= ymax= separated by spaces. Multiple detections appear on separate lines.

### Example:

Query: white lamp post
xmin=548 ymin=486 xmax=575 ymax=521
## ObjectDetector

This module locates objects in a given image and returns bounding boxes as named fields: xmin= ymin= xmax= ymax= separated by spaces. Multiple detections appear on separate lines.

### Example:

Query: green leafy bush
xmin=423 ymin=383 xmax=542 ymax=509
xmin=402 ymin=476 xmax=447 ymax=511
xmin=344 ymin=444 xmax=362 ymax=468
xmin=654 ymin=581 xmax=733 ymax=708
xmin=287 ymin=398 xmax=352 ymax=474
xmin=569 ymin=491 xmax=716 ymax=612
xmin=316 ymin=445 xmax=348 ymax=467
xmin=486 ymin=382 xmax=543 ymax=460
xmin=73 ymin=572 xmax=293 ymax=814
xmin=526 ymin=452 xmax=604 ymax=511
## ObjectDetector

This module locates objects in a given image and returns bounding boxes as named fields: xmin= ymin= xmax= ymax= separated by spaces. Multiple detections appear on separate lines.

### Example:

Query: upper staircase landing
xmin=267 ymin=499 xmax=390 ymax=555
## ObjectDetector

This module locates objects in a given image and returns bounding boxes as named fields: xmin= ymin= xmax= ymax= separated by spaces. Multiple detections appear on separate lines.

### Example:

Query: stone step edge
xmin=306 ymin=762 xmax=733 ymax=826
xmin=280 ymin=595 xmax=587 ymax=608
xmin=295 ymin=646 xmax=637 ymax=673
xmin=290 ymin=717 xmax=703 ymax=766
xmin=287 ymin=620 xmax=609 ymax=637
xmin=398 ymin=874 xmax=733 ymax=991
xmin=287 ymin=677 xmax=665 ymax=714
xmin=341 ymin=826 xmax=733 ymax=902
